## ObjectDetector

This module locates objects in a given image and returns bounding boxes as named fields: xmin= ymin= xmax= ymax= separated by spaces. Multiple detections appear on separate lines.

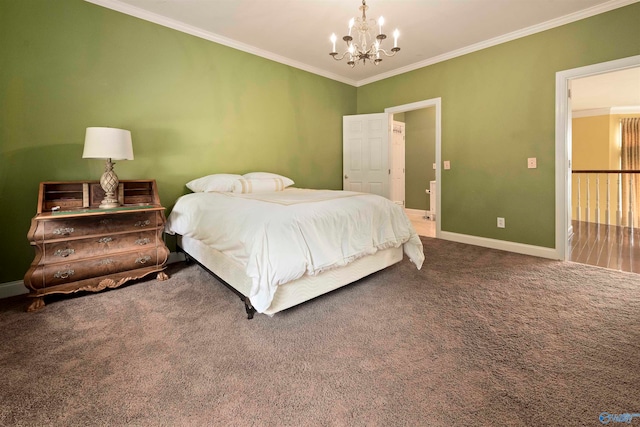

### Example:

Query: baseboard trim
xmin=0 ymin=280 xmax=28 ymax=299
xmin=404 ymin=208 xmax=426 ymax=216
xmin=439 ymin=231 xmax=560 ymax=260
xmin=405 ymin=208 xmax=436 ymax=221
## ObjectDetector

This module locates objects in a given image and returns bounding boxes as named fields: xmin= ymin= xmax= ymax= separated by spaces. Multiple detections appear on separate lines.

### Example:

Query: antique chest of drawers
xmin=24 ymin=180 xmax=170 ymax=311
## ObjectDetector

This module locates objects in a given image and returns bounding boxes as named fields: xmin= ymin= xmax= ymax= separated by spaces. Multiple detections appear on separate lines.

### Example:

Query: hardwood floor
xmin=569 ymin=220 xmax=640 ymax=273
xmin=405 ymin=214 xmax=640 ymax=274
xmin=406 ymin=210 xmax=436 ymax=238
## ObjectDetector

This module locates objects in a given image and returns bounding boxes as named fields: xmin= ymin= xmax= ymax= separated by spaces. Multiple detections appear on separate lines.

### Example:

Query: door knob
xmin=344 ymin=174 xmax=349 ymax=179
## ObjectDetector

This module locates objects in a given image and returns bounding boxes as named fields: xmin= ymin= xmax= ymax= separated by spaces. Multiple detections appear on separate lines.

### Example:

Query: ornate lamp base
xmin=99 ymin=158 xmax=120 ymax=209
xmin=99 ymin=199 xmax=120 ymax=209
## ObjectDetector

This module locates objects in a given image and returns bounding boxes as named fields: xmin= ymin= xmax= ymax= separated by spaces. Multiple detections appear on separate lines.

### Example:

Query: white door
xmin=343 ymin=113 xmax=389 ymax=197
xmin=390 ymin=121 xmax=405 ymax=206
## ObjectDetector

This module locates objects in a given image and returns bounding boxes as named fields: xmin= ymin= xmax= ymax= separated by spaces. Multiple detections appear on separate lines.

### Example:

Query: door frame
xmin=555 ymin=54 xmax=640 ymax=260
xmin=390 ymin=120 xmax=406 ymax=207
xmin=385 ymin=98 xmax=442 ymax=238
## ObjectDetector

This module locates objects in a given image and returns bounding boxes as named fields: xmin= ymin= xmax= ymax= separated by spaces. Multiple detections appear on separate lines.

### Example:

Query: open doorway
xmin=341 ymin=98 xmax=441 ymax=238
xmin=555 ymin=54 xmax=640 ymax=266
xmin=386 ymin=98 xmax=442 ymax=238
xmin=390 ymin=109 xmax=436 ymax=237
xmin=569 ymin=67 xmax=640 ymax=272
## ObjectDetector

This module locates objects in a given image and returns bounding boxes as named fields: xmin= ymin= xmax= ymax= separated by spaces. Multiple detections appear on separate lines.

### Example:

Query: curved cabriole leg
xmin=27 ymin=297 xmax=45 ymax=312
xmin=243 ymin=297 xmax=256 ymax=320
xmin=157 ymin=272 xmax=169 ymax=281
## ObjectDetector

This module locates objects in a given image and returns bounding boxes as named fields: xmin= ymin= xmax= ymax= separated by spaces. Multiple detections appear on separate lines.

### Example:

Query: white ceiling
xmin=572 ymin=67 xmax=640 ymax=112
xmin=87 ymin=0 xmax=638 ymax=87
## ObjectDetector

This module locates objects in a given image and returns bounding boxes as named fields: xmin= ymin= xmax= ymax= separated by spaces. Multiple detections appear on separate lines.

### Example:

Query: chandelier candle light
xmin=330 ymin=0 xmax=400 ymax=67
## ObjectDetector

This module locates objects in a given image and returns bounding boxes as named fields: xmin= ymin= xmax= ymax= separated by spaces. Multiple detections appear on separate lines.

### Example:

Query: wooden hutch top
xmin=33 ymin=180 xmax=165 ymax=219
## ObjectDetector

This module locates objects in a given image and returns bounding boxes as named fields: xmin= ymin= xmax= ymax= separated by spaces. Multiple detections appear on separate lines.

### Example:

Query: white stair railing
xmin=605 ymin=174 xmax=611 ymax=225
xmin=572 ymin=170 xmax=640 ymax=229
xmin=629 ymin=175 xmax=635 ymax=231
xmin=617 ymin=172 xmax=622 ymax=227
xmin=576 ymin=175 xmax=581 ymax=222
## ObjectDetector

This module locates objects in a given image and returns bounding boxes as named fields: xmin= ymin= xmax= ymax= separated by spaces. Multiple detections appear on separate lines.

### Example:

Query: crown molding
xmin=573 ymin=106 xmax=640 ymax=117
xmin=85 ymin=0 xmax=637 ymax=88
xmin=611 ymin=105 xmax=640 ymax=114
xmin=356 ymin=0 xmax=639 ymax=86
xmin=84 ymin=0 xmax=358 ymax=86
xmin=572 ymin=108 xmax=612 ymax=118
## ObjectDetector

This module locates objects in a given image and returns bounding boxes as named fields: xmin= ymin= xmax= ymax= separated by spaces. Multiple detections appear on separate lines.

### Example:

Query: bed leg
xmin=176 ymin=245 xmax=192 ymax=265
xmin=242 ymin=297 xmax=256 ymax=320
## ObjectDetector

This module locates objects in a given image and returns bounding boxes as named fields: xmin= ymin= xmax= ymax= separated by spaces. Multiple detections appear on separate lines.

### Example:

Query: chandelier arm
xmin=376 ymin=47 xmax=401 ymax=57
xmin=330 ymin=51 xmax=353 ymax=61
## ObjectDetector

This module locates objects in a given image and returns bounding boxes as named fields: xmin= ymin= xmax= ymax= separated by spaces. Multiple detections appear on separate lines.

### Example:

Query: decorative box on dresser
xmin=24 ymin=180 xmax=170 ymax=311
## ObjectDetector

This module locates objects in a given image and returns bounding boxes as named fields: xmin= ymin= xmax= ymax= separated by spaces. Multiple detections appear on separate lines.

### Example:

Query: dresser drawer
xmin=42 ymin=230 xmax=159 ymax=263
xmin=39 ymin=211 xmax=161 ymax=241
xmin=25 ymin=180 xmax=170 ymax=311
xmin=28 ymin=248 xmax=162 ymax=289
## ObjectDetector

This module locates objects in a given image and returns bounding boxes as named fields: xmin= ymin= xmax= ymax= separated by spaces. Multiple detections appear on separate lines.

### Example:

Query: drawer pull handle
xmin=135 ymin=220 xmax=151 ymax=227
xmin=100 ymin=219 xmax=112 ymax=225
xmin=98 ymin=259 xmax=115 ymax=266
xmin=54 ymin=269 xmax=75 ymax=279
xmin=98 ymin=237 xmax=113 ymax=243
xmin=53 ymin=227 xmax=74 ymax=236
xmin=135 ymin=238 xmax=151 ymax=246
xmin=135 ymin=255 xmax=152 ymax=264
xmin=54 ymin=248 xmax=75 ymax=258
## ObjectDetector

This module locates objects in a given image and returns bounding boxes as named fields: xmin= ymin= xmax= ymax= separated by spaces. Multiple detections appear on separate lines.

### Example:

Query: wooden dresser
xmin=24 ymin=180 xmax=170 ymax=311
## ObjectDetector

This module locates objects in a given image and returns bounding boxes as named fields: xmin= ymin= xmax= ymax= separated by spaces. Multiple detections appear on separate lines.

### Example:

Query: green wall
xmin=405 ymin=108 xmax=436 ymax=210
xmin=1 ymin=0 xmax=640 ymax=284
xmin=357 ymin=3 xmax=640 ymax=248
xmin=0 ymin=0 xmax=355 ymax=283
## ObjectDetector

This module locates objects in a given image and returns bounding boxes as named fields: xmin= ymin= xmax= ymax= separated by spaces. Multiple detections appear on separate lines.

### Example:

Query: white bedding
xmin=165 ymin=188 xmax=424 ymax=313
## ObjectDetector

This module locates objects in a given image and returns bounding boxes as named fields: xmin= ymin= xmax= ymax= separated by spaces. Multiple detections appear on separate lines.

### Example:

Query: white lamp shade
xmin=82 ymin=127 xmax=134 ymax=160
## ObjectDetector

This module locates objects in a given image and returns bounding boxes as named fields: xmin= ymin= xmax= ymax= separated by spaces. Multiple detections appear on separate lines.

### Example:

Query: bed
xmin=165 ymin=173 xmax=424 ymax=318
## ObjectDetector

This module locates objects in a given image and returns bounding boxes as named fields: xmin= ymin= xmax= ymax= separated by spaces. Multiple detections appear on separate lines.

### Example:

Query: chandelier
xmin=329 ymin=0 xmax=400 ymax=67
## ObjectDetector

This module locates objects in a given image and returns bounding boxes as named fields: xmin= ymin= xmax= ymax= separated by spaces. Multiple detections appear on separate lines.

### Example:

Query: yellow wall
xmin=573 ymin=115 xmax=611 ymax=170
xmin=572 ymin=113 xmax=640 ymax=225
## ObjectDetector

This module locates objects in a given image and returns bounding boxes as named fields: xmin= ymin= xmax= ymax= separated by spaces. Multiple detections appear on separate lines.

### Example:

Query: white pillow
xmin=243 ymin=172 xmax=294 ymax=188
xmin=186 ymin=174 xmax=242 ymax=192
xmin=233 ymin=178 xmax=287 ymax=194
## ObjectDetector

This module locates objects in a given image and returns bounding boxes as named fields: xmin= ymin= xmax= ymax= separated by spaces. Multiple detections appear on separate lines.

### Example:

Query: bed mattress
xmin=166 ymin=188 xmax=424 ymax=313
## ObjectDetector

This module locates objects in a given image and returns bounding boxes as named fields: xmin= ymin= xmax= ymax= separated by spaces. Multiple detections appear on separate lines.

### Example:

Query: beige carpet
xmin=1 ymin=237 xmax=639 ymax=426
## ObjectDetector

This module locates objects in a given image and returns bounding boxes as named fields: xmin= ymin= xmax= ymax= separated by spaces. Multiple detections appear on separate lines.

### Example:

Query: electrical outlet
xmin=528 ymin=157 xmax=537 ymax=169
xmin=497 ymin=217 xmax=505 ymax=228
xmin=444 ymin=161 xmax=451 ymax=170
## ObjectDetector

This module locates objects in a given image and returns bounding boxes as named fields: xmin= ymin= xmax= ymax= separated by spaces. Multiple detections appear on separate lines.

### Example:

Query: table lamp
xmin=82 ymin=127 xmax=134 ymax=209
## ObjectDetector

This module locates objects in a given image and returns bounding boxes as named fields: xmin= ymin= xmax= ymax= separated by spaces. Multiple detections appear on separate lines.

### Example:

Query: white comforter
xmin=165 ymin=188 xmax=424 ymax=313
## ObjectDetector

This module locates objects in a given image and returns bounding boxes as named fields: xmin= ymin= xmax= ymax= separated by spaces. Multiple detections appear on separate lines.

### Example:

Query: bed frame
xmin=177 ymin=235 xmax=403 ymax=318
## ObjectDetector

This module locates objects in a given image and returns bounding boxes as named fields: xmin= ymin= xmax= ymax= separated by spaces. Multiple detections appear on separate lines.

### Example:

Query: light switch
xmin=528 ymin=157 xmax=537 ymax=169
xmin=432 ymin=163 xmax=437 ymax=170
xmin=444 ymin=161 xmax=451 ymax=170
